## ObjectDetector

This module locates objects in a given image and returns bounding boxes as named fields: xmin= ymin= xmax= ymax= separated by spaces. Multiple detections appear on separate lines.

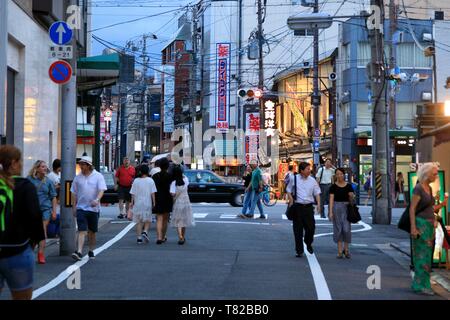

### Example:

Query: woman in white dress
xmin=170 ymin=165 xmax=194 ymax=245
xmin=130 ymin=165 xmax=157 ymax=244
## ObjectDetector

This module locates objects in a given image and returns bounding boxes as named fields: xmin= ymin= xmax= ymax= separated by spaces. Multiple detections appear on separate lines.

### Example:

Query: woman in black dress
xmin=152 ymin=158 xmax=173 ymax=244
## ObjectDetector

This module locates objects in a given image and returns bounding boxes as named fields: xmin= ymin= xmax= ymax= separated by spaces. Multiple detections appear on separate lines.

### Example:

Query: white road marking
xmin=220 ymin=214 xmax=239 ymax=219
xmin=304 ymin=245 xmax=332 ymax=301
xmin=32 ymin=222 xmax=136 ymax=300
xmin=196 ymin=220 xmax=271 ymax=226
xmin=193 ymin=213 xmax=209 ymax=219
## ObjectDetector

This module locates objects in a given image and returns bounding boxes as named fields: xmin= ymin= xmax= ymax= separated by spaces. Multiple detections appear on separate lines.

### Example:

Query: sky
xmin=90 ymin=0 xmax=193 ymax=71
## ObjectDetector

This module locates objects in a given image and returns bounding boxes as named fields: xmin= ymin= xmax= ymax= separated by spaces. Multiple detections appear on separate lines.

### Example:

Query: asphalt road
xmin=21 ymin=203 xmax=445 ymax=300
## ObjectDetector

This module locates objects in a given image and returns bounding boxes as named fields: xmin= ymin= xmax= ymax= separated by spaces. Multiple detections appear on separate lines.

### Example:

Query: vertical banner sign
xmin=216 ymin=43 xmax=231 ymax=133
xmin=264 ymin=100 xmax=276 ymax=137
xmin=164 ymin=65 xmax=175 ymax=133
xmin=245 ymin=113 xmax=260 ymax=164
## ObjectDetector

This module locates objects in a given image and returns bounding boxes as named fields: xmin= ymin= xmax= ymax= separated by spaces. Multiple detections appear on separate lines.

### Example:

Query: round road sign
xmin=49 ymin=60 xmax=72 ymax=85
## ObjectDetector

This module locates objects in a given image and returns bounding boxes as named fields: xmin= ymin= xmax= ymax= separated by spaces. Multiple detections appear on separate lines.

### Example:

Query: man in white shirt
xmin=287 ymin=162 xmax=321 ymax=257
xmin=47 ymin=158 xmax=61 ymax=196
xmin=70 ymin=156 xmax=107 ymax=261
xmin=316 ymin=159 xmax=335 ymax=218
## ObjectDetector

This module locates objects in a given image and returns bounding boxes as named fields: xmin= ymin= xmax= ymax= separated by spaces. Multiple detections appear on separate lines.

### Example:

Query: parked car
xmin=101 ymin=172 xmax=118 ymax=205
xmin=184 ymin=170 xmax=245 ymax=207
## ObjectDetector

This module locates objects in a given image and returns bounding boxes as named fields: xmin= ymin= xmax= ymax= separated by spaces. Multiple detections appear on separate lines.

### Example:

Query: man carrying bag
xmin=286 ymin=162 xmax=321 ymax=258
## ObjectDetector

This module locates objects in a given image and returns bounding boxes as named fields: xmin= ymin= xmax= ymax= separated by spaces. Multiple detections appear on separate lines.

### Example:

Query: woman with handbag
xmin=410 ymin=163 xmax=448 ymax=296
xmin=329 ymin=168 xmax=355 ymax=259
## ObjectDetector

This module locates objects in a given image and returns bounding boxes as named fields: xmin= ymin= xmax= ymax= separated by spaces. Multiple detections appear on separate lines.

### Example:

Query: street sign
xmin=49 ymin=21 xmax=73 ymax=45
xmin=104 ymin=133 xmax=111 ymax=143
xmin=49 ymin=60 xmax=72 ymax=85
xmin=49 ymin=45 xmax=73 ymax=59
xmin=313 ymin=140 xmax=320 ymax=152
xmin=314 ymin=129 xmax=321 ymax=137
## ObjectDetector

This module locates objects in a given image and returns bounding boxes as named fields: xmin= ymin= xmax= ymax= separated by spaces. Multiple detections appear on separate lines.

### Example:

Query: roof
xmin=162 ymin=23 xmax=192 ymax=51
xmin=77 ymin=53 xmax=120 ymax=91
xmin=273 ymin=48 xmax=338 ymax=83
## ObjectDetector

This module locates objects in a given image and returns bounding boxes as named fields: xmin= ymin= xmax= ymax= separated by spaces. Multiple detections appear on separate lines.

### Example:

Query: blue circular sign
xmin=49 ymin=21 xmax=73 ymax=45
xmin=49 ymin=61 xmax=72 ymax=85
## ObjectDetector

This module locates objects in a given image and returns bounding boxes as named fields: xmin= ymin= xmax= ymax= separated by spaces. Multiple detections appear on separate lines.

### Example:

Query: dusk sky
xmin=90 ymin=0 xmax=193 ymax=72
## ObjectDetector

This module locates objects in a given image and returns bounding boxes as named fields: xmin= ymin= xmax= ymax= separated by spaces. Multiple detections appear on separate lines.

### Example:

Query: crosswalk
xmin=192 ymin=213 xmax=335 ymax=220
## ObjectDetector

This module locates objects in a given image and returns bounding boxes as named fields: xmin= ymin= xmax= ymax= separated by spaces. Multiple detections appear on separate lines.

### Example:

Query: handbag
xmin=398 ymin=187 xmax=432 ymax=233
xmin=347 ymin=202 xmax=361 ymax=224
xmin=286 ymin=174 xmax=298 ymax=221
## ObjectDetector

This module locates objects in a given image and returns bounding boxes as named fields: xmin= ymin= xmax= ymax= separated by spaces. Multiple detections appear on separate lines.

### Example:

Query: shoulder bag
xmin=286 ymin=174 xmax=298 ymax=221
xmin=347 ymin=185 xmax=361 ymax=223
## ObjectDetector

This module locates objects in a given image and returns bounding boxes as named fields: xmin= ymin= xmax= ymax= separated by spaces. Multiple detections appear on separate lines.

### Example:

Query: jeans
xmin=248 ymin=190 xmax=264 ymax=215
xmin=241 ymin=191 xmax=252 ymax=214
xmin=319 ymin=184 xmax=331 ymax=217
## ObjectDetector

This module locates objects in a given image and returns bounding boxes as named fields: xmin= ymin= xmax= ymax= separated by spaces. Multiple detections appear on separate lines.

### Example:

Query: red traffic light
xmin=254 ymin=89 xmax=263 ymax=99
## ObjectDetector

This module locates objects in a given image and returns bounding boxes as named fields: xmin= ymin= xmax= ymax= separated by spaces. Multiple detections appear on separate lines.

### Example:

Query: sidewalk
xmin=389 ymin=241 xmax=450 ymax=294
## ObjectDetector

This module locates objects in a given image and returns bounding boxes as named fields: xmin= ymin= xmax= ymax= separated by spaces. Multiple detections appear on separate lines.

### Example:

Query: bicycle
xmin=260 ymin=186 xmax=277 ymax=207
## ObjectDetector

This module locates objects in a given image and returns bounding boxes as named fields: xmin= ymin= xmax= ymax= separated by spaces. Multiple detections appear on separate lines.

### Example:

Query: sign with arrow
xmin=49 ymin=21 xmax=73 ymax=46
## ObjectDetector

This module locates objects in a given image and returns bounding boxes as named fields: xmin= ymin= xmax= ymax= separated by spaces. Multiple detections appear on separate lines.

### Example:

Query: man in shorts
xmin=115 ymin=157 xmax=135 ymax=219
xmin=71 ymin=156 xmax=107 ymax=261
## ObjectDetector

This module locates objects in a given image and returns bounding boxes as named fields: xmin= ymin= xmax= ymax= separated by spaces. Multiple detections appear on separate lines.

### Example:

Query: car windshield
xmin=185 ymin=171 xmax=224 ymax=183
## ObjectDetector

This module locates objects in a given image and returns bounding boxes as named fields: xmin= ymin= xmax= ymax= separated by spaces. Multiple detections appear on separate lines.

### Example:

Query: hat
xmin=79 ymin=156 xmax=93 ymax=166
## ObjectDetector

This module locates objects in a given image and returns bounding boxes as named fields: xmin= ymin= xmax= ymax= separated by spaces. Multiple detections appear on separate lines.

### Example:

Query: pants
xmin=292 ymin=204 xmax=315 ymax=253
xmin=411 ymin=217 xmax=434 ymax=292
xmin=319 ymin=184 xmax=331 ymax=217
xmin=248 ymin=190 xmax=264 ymax=215
xmin=241 ymin=190 xmax=252 ymax=214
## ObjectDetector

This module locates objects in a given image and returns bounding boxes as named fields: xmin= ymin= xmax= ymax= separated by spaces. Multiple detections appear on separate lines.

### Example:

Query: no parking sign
xmin=49 ymin=60 xmax=72 ymax=85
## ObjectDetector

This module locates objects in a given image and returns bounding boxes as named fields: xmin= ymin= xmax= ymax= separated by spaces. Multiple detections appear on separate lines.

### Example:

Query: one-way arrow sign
xmin=49 ymin=21 xmax=73 ymax=46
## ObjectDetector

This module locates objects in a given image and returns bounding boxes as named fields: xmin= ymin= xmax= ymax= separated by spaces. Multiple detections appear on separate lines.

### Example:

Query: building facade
xmin=336 ymin=18 xmax=434 ymax=188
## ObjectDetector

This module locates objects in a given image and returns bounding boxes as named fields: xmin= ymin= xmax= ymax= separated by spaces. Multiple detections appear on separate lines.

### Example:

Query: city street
xmin=19 ymin=204 xmax=447 ymax=301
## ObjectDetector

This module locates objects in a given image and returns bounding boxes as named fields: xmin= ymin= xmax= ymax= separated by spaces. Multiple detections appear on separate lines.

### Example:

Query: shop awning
xmin=77 ymin=53 xmax=120 ymax=91
xmin=355 ymin=127 xmax=417 ymax=138
xmin=421 ymin=123 xmax=450 ymax=146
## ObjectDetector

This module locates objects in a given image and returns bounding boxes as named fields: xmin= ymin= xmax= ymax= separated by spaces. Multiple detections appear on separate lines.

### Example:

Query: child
xmin=170 ymin=165 xmax=194 ymax=245
xmin=130 ymin=165 xmax=157 ymax=244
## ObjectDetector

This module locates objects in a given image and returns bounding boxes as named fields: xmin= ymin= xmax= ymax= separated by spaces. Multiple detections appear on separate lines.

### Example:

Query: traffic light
xmin=237 ymin=88 xmax=263 ymax=100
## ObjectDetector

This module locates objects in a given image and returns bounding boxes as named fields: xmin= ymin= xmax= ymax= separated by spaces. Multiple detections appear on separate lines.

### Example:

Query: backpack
xmin=0 ymin=179 xmax=13 ymax=241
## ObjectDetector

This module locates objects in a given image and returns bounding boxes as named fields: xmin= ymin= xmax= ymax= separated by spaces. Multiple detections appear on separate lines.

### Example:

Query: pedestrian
xmin=328 ymin=168 xmax=355 ymax=259
xmin=316 ymin=159 xmax=335 ymax=218
xmin=238 ymin=165 xmax=253 ymax=218
xmin=129 ymin=165 xmax=157 ymax=244
xmin=364 ymin=170 xmax=372 ymax=206
xmin=0 ymin=145 xmax=45 ymax=300
xmin=115 ymin=157 xmax=136 ymax=219
xmin=152 ymin=157 xmax=173 ymax=244
xmin=170 ymin=165 xmax=194 ymax=245
xmin=150 ymin=159 xmax=161 ymax=177
xmin=410 ymin=163 xmax=448 ymax=296
xmin=286 ymin=162 xmax=321 ymax=257
xmin=70 ymin=156 xmax=107 ymax=261
xmin=244 ymin=160 xmax=265 ymax=219
xmin=47 ymin=158 xmax=61 ymax=195
xmin=283 ymin=165 xmax=295 ymax=191
xmin=395 ymin=172 xmax=406 ymax=207
xmin=27 ymin=160 xmax=57 ymax=264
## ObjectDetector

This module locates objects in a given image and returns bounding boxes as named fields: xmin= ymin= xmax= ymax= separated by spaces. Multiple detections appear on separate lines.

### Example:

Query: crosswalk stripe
xmin=282 ymin=214 xmax=288 ymax=220
xmin=220 ymin=214 xmax=238 ymax=219
xmin=193 ymin=213 xmax=208 ymax=219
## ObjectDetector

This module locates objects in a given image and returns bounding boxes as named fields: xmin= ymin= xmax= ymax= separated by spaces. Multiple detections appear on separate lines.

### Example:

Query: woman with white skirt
xmin=170 ymin=165 xmax=195 ymax=245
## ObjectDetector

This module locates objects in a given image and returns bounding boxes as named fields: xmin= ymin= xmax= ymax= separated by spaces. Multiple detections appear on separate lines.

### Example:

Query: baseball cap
xmin=79 ymin=156 xmax=93 ymax=166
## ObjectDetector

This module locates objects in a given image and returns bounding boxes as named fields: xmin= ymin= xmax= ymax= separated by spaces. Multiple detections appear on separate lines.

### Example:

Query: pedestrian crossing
xmin=191 ymin=213 xmax=335 ymax=220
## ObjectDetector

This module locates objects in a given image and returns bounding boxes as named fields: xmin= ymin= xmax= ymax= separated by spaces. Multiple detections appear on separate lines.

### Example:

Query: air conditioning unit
xmin=421 ymin=92 xmax=432 ymax=101
xmin=422 ymin=33 xmax=433 ymax=42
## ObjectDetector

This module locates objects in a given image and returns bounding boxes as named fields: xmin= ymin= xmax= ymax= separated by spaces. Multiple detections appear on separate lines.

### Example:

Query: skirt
xmin=332 ymin=202 xmax=352 ymax=243
xmin=170 ymin=194 xmax=195 ymax=228
xmin=411 ymin=217 xmax=434 ymax=292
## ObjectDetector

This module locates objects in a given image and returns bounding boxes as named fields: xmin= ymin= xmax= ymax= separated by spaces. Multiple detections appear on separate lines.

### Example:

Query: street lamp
xmin=287 ymin=10 xmax=332 ymax=167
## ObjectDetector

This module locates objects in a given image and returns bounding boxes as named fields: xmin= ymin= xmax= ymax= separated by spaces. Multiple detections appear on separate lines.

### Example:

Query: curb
xmin=389 ymin=242 xmax=450 ymax=294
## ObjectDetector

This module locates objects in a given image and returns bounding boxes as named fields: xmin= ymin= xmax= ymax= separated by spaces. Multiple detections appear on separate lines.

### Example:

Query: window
xmin=396 ymin=43 xmax=432 ymax=68
xmin=357 ymin=102 xmax=371 ymax=126
xmin=188 ymin=171 xmax=224 ymax=184
xmin=342 ymin=103 xmax=350 ymax=128
xmin=6 ymin=68 xmax=15 ymax=145
xmin=342 ymin=44 xmax=351 ymax=70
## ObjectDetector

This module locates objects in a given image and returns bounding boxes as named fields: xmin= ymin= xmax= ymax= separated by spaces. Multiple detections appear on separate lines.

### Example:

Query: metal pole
xmin=0 ymin=0 xmax=7 ymax=140
xmin=94 ymin=103 xmax=100 ymax=170
xmin=60 ymin=0 xmax=78 ymax=255
xmin=257 ymin=0 xmax=265 ymax=163
xmin=120 ymin=89 xmax=127 ymax=161
xmin=369 ymin=0 xmax=390 ymax=224
xmin=312 ymin=0 xmax=321 ymax=168
xmin=388 ymin=0 xmax=397 ymax=212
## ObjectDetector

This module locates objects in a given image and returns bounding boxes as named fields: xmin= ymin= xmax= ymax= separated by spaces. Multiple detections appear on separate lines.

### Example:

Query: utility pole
xmin=60 ymin=0 xmax=78 ymax=255
xmin=312 ymin=0 xmax=321 ymax=168
xmin=190 ymin=5 xmax=199 ymax=168
xmin=0 ymin=0 xmax=7 ymax=143
xmin=388 ymin=0 xmax=398 ymax=211
xmin=140 ymin=34 xmax=150 ymax=163
xmin=368 ymin=0 xmax=391 ymax=224
xmin=257 ymin=0 xmax=265 ymax=164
